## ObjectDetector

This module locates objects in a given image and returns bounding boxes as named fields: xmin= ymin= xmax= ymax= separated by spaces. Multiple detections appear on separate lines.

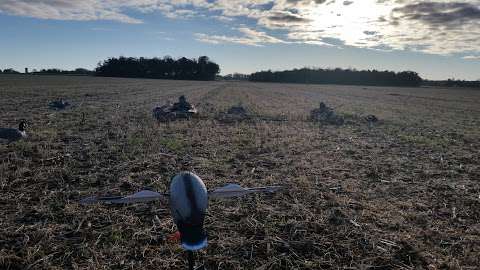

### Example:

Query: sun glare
xmin=309 ymin=0 xmax=392 ymax=45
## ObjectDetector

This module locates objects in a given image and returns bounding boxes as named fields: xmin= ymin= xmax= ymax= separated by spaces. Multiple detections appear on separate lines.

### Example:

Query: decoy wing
xmin=209 ymin=184 xmax=283 ymax=199
xmin=80 ymin=190 xmax=165 ymax=205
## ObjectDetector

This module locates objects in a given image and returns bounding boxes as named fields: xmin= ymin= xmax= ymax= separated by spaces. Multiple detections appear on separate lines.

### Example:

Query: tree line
xmin=423 ymin=79 xmax=480 ymax=88
xmin=0 ymin=68 xmax=92 ymax=75
xmin=221 ymin=73 xmax=250 ymax=81
xmin=94 ymin=56 xmax=220 ymax=81
xmin=32 ymin=68 xmax=93 ymax=75
xmin=2 ymin=63 xmax=478 ymax=88
xmin=1 ymin=68 xmax=21 ymax=74
xmin=249 ymin=68 xmax=423 ymax=87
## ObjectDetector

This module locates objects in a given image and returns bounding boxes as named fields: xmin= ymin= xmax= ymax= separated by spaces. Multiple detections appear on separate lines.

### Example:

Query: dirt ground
xmin=0 ymin=75 xmax=479 ymax=269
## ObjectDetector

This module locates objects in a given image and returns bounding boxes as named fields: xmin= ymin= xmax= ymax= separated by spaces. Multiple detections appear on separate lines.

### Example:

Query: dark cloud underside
xmin=392 ymin=2 xmax=480 ymax=27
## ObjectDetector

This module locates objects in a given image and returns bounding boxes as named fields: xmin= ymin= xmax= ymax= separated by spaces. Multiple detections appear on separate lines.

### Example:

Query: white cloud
xmin=0 ymin=0 xmax=143 ymax=23
xmin=463 ymin=55 xmax=480 ymax=60
xmin=375 ymin=1 xmax=480 ymax=55
xmin=195 ymin=27 xmax=286 ymax=46
xmin=1 ymin=0 xmax=480 ymax=56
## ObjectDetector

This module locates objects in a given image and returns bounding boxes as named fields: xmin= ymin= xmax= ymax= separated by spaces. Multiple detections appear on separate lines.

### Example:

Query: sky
xmin=0 ymin=0 xmax=479 ymax=80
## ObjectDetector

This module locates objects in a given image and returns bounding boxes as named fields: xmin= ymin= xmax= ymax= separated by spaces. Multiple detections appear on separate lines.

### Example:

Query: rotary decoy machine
xmin=81 ymin=171 xmax=283 ymax=269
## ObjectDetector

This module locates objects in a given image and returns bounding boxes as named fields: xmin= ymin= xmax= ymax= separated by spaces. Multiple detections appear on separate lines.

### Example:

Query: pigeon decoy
xmin=169 ymin=172 xmax=209 ymax=250
xmin=49 ymin=99 xmax=70 ymax=110
xmin=172 ymin=96 xmax=194 ymax=112
xmin=0 ymin=120 xmax=27 ymax=143
xmin=152 ymin=102 xmax=174 ymax=121
xmin=365 ymin=115 xmax=378 ymax=123
xmin=81 ymin=171 xmax=283 ymax=268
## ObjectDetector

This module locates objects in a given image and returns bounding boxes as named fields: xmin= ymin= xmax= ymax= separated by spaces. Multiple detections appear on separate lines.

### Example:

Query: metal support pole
xmin=187 ymin=251 xmax=195 ymax=270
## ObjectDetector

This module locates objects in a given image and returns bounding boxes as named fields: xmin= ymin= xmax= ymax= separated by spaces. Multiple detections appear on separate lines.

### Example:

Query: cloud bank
xmin=0 ymin=0 xmax=479 ymax=57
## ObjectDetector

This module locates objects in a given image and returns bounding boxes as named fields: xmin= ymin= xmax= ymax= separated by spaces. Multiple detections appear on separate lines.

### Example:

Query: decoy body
xmin=0 ymin=121 xmax=27 ymax=143
xmin=152 ymin=102 xmax=174 ymax=121
xmin=172 ymin=96 xmax=194 ymax=112
xmin=170 ymin=172 xmax=209 ymax=250
xmin=152 ymin=96 xmax=198 ymax=122
xmin=81 ymin=172 xmax=282 ymax=251
xmin=49 ymin=99 xmax=70 ymax=110
xmin=365 ymin=115 xmax=378 ymax=123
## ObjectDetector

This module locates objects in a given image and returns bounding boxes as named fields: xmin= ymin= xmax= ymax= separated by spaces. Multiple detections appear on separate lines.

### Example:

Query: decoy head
xmin=179 ymin=95 xmax=186 ymax=103
xmin=18 ymin=120 xmax=27 ymax=131
xmin=169 ymin=172 xmax=208 ymax=251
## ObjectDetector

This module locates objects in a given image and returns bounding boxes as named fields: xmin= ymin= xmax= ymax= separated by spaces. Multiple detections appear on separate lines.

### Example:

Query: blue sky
xmin=0 ymin=0 xmax=479 ymax=80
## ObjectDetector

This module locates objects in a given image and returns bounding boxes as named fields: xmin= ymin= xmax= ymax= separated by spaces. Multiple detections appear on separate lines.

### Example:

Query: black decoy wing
xmin=208 ymin=184 xmax=283 ymax=199
xmin=80 ymin=190 xmax=165 ymax=205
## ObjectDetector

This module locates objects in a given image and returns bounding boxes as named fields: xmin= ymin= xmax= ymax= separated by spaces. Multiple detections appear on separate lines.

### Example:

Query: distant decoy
xmin=172 ymin=96 xmax=194 ymax=112
xmin=153 ymin=97 xmax=198 ymax=122
xmin=310 ymin=102 xmax=344 ymax=125
xmin=365 ymin=115 xmax=378 ymax=123
xmin=152 ymin=102 xmax=174 ymax=121
xmin=0 ymin=120 xmax=27 ymax=143
xmin=227 ymin=106 xmax=245 ymax=115
xmin=81 ymin=171 xmax=282 ymax=269
xmin=49 ymin=99 xmax=70 ymax=110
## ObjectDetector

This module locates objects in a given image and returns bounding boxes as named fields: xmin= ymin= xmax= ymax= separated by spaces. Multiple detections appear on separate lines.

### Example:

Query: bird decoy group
xmin=1 ymin=94 xmax=378 ymax=145
xmin=0 ymin=93 xmax=382 ymax=269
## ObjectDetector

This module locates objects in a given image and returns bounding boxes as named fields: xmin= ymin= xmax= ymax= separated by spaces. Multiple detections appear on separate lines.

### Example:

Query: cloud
xmin=267 ymin=12 xmax=312 ymax=23
xmin=0 ymin=0 xmax=143 ymax=23
xmin=363 ymin=31 xmax=378 ymax=36
xmin=463 ymin=55 xmax=480 ymax=60
xmin=195 ymin=27 xmax=286 ymax=46
xmin=0 ymin=0 xmax=480 ymax=57
xmin=212 ymin=15 xmax=235 ymax=22
xmin=378 ymin=1 xmax=480 ymax=55
xmin=391 ymin=2 xmax=480 ymax=27
xmin=259 ymin=0 xmax=480 ymax=55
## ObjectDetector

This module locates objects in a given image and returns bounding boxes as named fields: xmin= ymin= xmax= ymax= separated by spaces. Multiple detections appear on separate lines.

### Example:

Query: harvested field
xmin=1 ymin=74 xmax=479 ymax=269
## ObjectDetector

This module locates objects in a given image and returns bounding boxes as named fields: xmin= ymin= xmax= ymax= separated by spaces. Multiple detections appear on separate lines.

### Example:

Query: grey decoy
xmin=152 ymin=96 xmax=198 ymax=122
xmin=365 ymin=115 xmax=378 ymax=123
xmin=0 ymin=120 xmax=27 ymax=143
xmin=169 ymin=172 xmax=209 ymax=250
xmin=49 ymin=99 xmax=70 ymax=110
xmin=81 ymin=172 xmax=282 ymax=268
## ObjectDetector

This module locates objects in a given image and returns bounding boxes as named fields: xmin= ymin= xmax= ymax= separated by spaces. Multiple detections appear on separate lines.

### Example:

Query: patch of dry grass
xmin=0 ymin=75 xmax=479 ymax=269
